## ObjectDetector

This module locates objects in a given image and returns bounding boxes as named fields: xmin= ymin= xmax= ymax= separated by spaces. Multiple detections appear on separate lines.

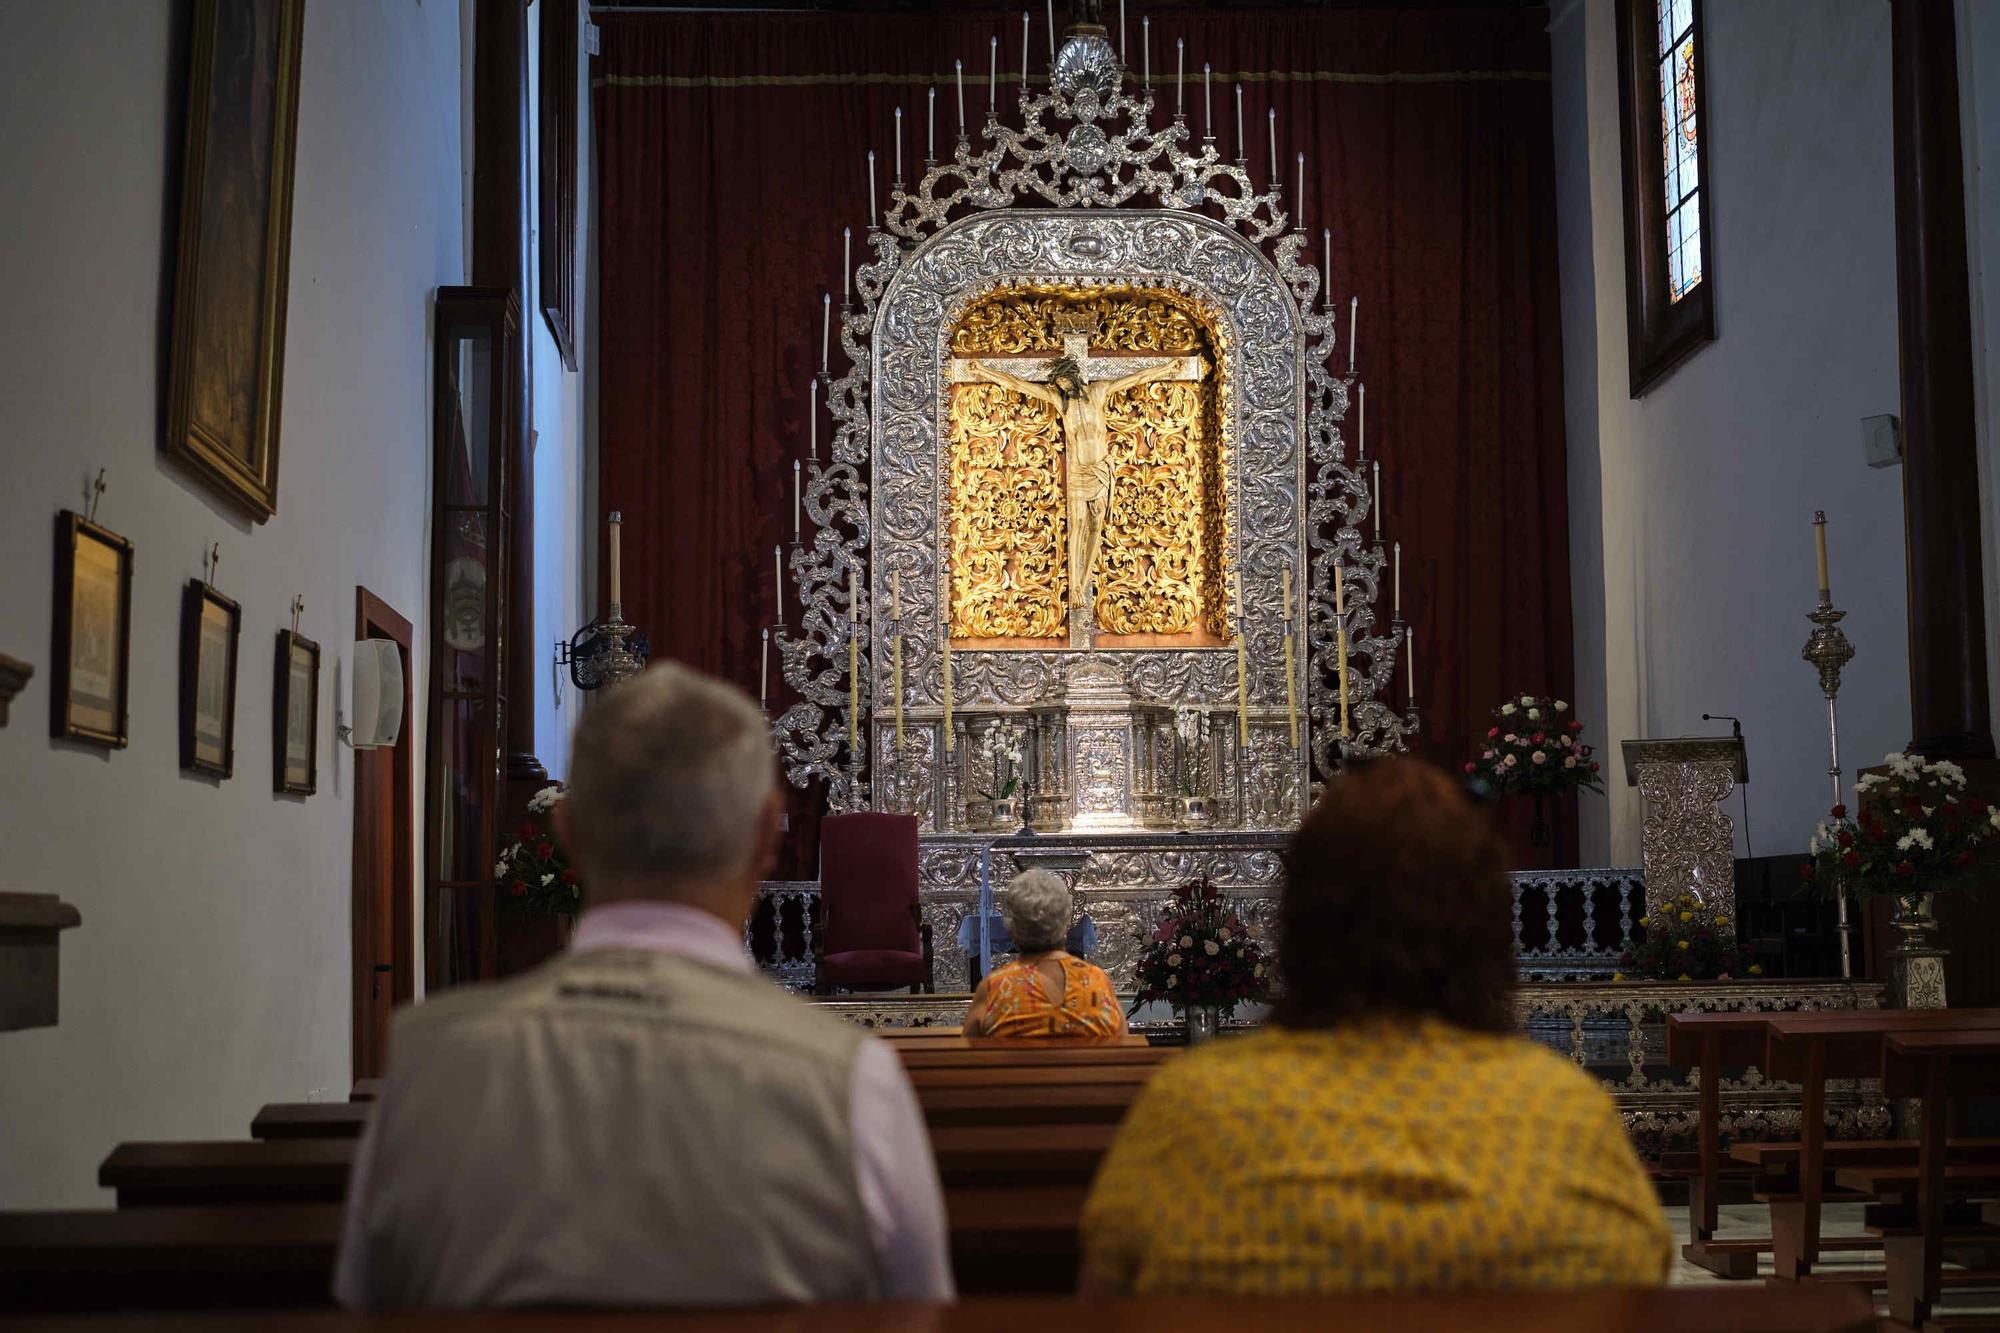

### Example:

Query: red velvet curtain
xmin=593 ymin=7 xmax=1576 ymax=871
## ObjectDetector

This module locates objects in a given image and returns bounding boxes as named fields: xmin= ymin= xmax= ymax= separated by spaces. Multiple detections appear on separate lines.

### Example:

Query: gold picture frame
xmin=50 ymin=512 xmax=134 ymax=749
xmin=274 ymin=628 xmax=320 ymax=795
xmin=181 ymin=580 xmax=242 ymax=778
xmin=162 ymin=0 xmax=305 ymax=521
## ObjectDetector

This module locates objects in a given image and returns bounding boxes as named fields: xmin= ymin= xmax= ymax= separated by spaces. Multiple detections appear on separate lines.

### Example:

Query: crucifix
xmin=947 ymin=313 xmax=1206 ymax=645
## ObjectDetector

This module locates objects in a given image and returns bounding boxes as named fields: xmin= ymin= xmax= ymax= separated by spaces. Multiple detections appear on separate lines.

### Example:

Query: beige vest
xmin=349 ymin=949 xmax=877 ymax=1308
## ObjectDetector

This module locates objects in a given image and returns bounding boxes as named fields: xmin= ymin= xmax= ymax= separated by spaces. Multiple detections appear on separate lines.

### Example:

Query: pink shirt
xmin=336 ymin=900 xmax=954 ymax=1306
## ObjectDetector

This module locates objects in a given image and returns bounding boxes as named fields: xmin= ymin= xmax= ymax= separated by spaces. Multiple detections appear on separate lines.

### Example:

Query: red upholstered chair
xmin=814 ymin=813 xmax=933 ymax=994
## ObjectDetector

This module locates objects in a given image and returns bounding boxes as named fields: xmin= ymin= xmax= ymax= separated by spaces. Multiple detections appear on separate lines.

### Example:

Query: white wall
xmin=0 ymin=0 xmax=463 ymax=1207
xmin=528 ymin=0 xmax=588 ymax=782
xmin=1553 ymin=0 xmax=1917 ymax=865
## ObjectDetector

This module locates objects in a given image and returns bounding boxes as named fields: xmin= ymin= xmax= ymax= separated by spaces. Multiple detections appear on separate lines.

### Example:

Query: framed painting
xmin=163 ymin=0 xmax=306 ymax=521
xmin=181 ymin=580 xmax=242 ymax=778
xmin=538 ymin=0 xmax=580 ymax=370
xmin=274 ymin=627 xmax=320 ymax=794
xmin=50 ymin=511 xmax=135 ymax=748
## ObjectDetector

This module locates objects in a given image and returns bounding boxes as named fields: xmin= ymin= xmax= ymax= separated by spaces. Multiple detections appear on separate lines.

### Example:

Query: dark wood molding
xmin=0 ymin=654 xmax=31 ymax=728
xmin=1613 ymin=0 xmax=1715 ymax=396
xmin=1891 ymin=0 xmax=1992 ymax=760
xmin=0 ymin=892 xmax=83 ymax=1032
xmin=473 ymin=0 xmax=547 ymax=795
xmin=538 ymin=0 xmax=581 ymax=371
xmin=353 ymin=587 xmax=415 ymax=1079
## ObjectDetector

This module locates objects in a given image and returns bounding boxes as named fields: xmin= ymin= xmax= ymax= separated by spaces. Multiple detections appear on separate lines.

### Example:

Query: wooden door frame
xmin=353 ymin=586 xmax=415 ymax=1080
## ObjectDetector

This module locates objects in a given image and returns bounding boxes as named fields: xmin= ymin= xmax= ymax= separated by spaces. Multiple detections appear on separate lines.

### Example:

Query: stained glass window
xmin=1658 ymin=0 xmax=1703 ymax=301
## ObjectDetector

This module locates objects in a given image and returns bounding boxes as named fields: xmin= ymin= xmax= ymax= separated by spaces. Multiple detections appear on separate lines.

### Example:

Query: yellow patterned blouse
xmin=1081 ymin=1019 xmax=1671 ymax=1295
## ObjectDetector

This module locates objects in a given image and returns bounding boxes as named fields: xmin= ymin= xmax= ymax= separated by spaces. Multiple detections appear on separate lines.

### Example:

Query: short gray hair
xmin=1001 ymin=870 xmax=1071 ymax=954
xmin=565 ymin=662 xmax=775 ymax=893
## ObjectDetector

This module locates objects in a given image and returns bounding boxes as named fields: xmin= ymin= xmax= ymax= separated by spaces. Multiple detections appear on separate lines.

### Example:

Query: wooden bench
xmin=0 ymin=1204 xmax=342 ymax=1311
xmin=919 ymin=1083 xmax=1140 ymax=1127
xmin=928 ymin=1123 xmax=1118 ymax=1188
xmin=906 ymin=1063 xmax=1162 ymax=1090
xmin=99 ymin=1141 xmax=354 ymax=1208
xmin=0 ymin=1286 xmax=1881 ymax=1331
xmin=898 ymin=1045 xmax=1169 ymax=1070
xmin=253 ymin=1103 xmax=373 ymax=1140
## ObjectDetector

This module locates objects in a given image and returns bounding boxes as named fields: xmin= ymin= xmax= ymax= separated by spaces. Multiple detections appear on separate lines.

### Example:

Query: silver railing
xmin=752 ymin=866 xmax=1648 ymax=990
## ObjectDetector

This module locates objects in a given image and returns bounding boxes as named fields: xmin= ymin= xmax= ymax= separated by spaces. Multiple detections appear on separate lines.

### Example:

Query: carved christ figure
xmin=963 ymin=353 xmax=1199 ymax=611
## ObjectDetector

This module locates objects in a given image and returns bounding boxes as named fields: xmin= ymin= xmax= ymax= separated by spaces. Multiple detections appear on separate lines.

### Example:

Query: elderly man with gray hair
xmin=961 ymin=870 xmax=1128 ymax=1040
xmin=335 ymin=663 xmax=952 ymax=1308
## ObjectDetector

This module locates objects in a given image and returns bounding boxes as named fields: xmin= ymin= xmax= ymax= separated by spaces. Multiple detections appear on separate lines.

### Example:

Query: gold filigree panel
xmin=947 ymin=287 xmax=1229 ymax=641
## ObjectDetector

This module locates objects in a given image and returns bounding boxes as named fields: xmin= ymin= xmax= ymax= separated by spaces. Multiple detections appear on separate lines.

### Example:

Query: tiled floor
xmin=1662 ymin=1202 xmax=2000 ymax=1325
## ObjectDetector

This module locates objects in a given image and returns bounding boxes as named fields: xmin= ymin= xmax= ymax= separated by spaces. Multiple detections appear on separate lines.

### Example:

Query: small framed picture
xmin=180 ymin=580 xmax=241 ymax=778
xmin=274 ymin=628 xmax=320 ymax=795
xmin=51 ymin=511 xmax=135 ymax=748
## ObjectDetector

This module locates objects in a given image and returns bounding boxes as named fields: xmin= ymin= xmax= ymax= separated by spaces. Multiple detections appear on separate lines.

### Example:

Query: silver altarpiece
xmin=774 ymin=15 xmax=1415 ymax=971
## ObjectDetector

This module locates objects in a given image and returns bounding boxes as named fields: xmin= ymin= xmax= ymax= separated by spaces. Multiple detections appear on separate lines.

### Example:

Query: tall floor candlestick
xmin=1804 ymin=510 xmax=1856 ymax=979
xmin=608 ymin=510 xmax=623 ymax=609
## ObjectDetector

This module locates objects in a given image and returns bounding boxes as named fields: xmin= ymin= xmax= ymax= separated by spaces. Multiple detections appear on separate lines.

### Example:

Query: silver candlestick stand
xmin=1800 ymin=570 xmax=1856 ymax=981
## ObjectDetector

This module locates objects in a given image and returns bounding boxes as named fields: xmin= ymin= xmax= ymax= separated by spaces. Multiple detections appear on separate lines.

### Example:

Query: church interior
xmin=4 ymin=0 xmax=2000 ymax=1325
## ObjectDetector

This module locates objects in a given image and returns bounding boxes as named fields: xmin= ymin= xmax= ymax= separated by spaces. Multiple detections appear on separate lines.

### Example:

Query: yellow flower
xmin=1748 ymin=964 xmax=1763 ymax=976
xmin=1679 ymin=911 xmax=1694 ymax=923
xmin=1611 ymin=972 xmax=1625 ymax=982
xmin=1677 ymin=973 xmax=1693 ymax=982
xmin=1716 ymin=915 xmax=1730 ymax=927
xmin=1677 ymin=940 xmax=1691 ymax=950
xmin=1638 ymin=916 xmax=1649 ymax=927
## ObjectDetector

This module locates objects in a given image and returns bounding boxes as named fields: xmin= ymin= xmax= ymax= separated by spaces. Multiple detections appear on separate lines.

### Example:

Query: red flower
xmin=1589 ymin=760 xmax=1601 ymax=772
xmin=560 ymin=868 xmax=579 ymax=884
xmin=1567 ymin=719 xmax=1584 ymax=732
xmin=1463 ymin=761 xmax=1477 ymax=774
xmin=1896 ymin=861 xmax=1916 ymax=879
xmin=518 ymin=820 xmax=537 ymax=841
xmin=1836 ymin=829 xmax=1854 ymax=848
xmin=509 ymin=880 xmax=528 ymax=897
xmin=1531 ymin=731 xmax=1546 ymax=744
xmin=1841 ymin=850 xmax=1861 ymax=868
xmin=1487 ymin=726 xmax=1501 ymax=739
xmin=1797 ymin=863 xmax=1815 ymax=881
xmin=1957 ymin=851 xmax=1975 ymax=870
xmin=535 ymin=840 xmax=554 ymax=860
xmin=1830 ymin=803 xmax=1847 ymax=818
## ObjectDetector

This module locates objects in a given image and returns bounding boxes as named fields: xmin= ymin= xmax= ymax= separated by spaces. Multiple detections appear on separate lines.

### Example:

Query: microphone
xmin=1702 ymin=712 xmax=1743 ymax=738
xmin=1701 ymin=713 xmax=1752 ymax=859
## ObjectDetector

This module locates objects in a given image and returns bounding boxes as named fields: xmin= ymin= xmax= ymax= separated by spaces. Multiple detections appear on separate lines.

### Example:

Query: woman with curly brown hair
xmin=1081 ymin=756 xmax=1669 ymax=1296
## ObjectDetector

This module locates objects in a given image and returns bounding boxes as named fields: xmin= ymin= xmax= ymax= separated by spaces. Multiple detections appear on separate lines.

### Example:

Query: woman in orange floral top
xmin=962 ymin=871 xmax=1127 ymax=1039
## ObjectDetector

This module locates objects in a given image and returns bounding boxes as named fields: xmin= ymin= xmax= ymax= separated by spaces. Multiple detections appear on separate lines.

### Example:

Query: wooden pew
xmin=99 ymin=1141 xmax=353 ymax=1208
xmin=0 ymin=1204 xmax=341 ymax=1312
xmin=906 ymin=1063 xmax=1162 ymax=1090
xmin=898 ymin=1045 xmax=1168 ymax=1071
xmin=944 ymin=1185 xmax=1087 ymax=1295
xmin=928 ymin=1123 xmax=1118 ymax=1188
xmin=0 ymin=1286 xmax=1880 ymax=1331
xmin=920 ymin=1083 xmax=1140 ymax=1128
xmin=254 ymin=1104 xmax=372 ymax=1141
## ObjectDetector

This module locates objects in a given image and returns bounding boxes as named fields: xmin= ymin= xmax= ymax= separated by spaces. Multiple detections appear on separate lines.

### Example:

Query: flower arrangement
xmin=494 ymin=784 xmax=581 ymax=919
xmin=1616 ymin=892 xmax=1761 ymax=982
xmin=1801 ymin=753 xmax=1994 ymax=901
xmin=1464 ymin=694 xmax=1604 ymax=796
xmin=976 ymin=720 xmax=1026 ymax=801
xmin=1132 ymin=878 xmax=1271 ymax=1020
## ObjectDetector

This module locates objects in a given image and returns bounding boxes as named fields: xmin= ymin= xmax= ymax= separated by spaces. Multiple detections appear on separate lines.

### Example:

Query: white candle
xmin=821 ymin=293 xmax=831 ymax=373
xmin=1334 ymin=564 xmax=1350 ymax=739
xmin=1393 ymin=540 xmax=1402 ymax=619
xmin=1405 ymin=624 xmax=1415 ymax=703
xmin=892 ymin=568 xmax=901 ymax=621
xmin=1234 ymin=614 xmax=1250 ymax=745
xmin=775 ymin=546 xmax=784 ymax=623
xmin=867 ymin=150 xmax=877 ymax=224
xmin=793 ymin=460 xmax=801 ymax=540
xmin=942 ymin=631 xmax=954 ymax=752
xmin=1022 ymin=12 xmax=1030 ymax=90
xmin=893 ymin=628 xmax=904 ymax=748
xmin=1322 ymin=229 xmax=1332 ymax=312
xmin=1358 ymin=382 xmax=1366 ymax=461
xmin=926 ymin=87 xmax=934 ymax=162
xmin=1282 ymin=568 xmax=1298 ymax=750
xmin=760 ymin=628 xmax=770 ymax=708
xmin=1203 ymin=63 xmax=1212 ymax=138
xmin=1372 ymin=461 xmax=1381 ymax=540
xmin=1119 ymin=0 xmax=1126 ymax=58
xmin=1176 ymin=39 xmax=1185 ymax=115
xmin=894 ymin=107 xmax=903 ymax=182
xmin=607 ymin=510 xmax=623 ymax=608
xmin=1142 ymin=17 xmax=1150 ymax=89
xmin=1296 ymin=151 xmax=1304 ymax=226
xmin=1046 ymin=0 xmax=1054 ymax=58
xmin=848 ymin=567 xmax=860 ymax=752
xmin=954 ymin=63 xmax=964 ymax=137
xmin=841 ymin=227 xmax=851 ymax=305
xmin=1267 ymin=106 xmax=1277 ymax=181
xmin=1348 ymin=295 xmax=1358 ymax=373
xmin=808 ymin=379 xmax=818 ymax=460
xmin=1234 ymin=84 xmax=1244 ymax=160
xmin=989 ymin=37 xmax=998 ymax=114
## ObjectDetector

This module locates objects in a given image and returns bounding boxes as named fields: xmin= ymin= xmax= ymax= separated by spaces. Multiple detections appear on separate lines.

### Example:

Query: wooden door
xmin=353 ymin=588 xmax=415 ymax=1080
